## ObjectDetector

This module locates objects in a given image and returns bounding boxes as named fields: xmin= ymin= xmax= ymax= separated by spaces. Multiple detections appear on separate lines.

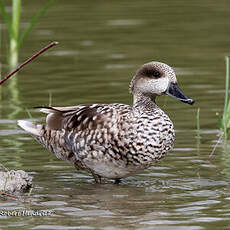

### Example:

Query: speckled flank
xmin=18 ymin=62 xmax=180 ymax=183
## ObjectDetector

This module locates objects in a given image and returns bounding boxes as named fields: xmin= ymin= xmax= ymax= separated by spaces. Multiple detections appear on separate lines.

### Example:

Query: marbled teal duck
xmin=18 ymin=62 xmax=194 ymax=183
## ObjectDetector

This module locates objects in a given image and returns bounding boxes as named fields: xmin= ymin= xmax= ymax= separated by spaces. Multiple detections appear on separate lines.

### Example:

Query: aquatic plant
xmin=209 ymin=57 xmax=230 ymax=159
xmin=196 ymin=107 xmax=200 ymax=138
xmin=0 ymin=0 xmax=56 ymax=70
xmin=218 ymin=56 xmax=230 ymax=139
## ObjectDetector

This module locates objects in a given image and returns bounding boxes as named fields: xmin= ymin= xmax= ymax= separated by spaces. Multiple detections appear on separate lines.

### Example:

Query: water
xmin=1 ymin=0 xmax=230 ymax=229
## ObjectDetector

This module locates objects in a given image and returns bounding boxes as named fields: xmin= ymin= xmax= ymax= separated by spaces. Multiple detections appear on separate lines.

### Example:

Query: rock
xmin=0 ymin=170 xmax=33 ymax=193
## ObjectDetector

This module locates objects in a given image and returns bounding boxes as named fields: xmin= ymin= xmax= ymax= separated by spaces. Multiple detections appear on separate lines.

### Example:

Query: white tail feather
xmin=40 ymin=108 xmax=54 ymax=114
xmin=17 ymin=120 xmax=42 ymax=136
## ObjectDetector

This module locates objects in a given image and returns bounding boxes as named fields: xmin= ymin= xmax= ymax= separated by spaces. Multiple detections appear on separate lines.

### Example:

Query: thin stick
xmin=0 ymin=191 xmax=26 ymax=201
xmin=208 ymin=132 xmax=224 ymax=159
xmin=0 ymin=41 xmax=58 ymax=86
xmin=0 ymin=191 xmax=18 ymax=199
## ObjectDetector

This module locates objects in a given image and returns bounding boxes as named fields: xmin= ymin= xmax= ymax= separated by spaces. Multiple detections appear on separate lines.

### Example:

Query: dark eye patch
xmin=151 ymin=70 xmax=161 ymax=78
xmin=145 ymin=69 xmax=162 ymax=78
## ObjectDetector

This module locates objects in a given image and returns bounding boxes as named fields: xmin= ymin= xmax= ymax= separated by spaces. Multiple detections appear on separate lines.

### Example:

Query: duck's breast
xmin=130 ymin=109 xmax=175 ymax=164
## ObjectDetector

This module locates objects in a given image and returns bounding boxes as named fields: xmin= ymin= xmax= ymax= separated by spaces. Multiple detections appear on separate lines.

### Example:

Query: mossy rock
xmin=0 ymin=170 xmax=32 ymax=193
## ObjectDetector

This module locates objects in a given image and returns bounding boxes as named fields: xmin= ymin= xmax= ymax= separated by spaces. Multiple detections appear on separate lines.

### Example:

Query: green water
xmin=1 ymin=0 xmax=230 ymax=229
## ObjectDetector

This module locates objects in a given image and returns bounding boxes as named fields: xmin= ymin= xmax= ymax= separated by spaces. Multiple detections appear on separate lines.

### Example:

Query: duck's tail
xmin=18 ymin=119 xmax=78 ymax=167
xmin=17 ymin=120 xmax=43 ymax=136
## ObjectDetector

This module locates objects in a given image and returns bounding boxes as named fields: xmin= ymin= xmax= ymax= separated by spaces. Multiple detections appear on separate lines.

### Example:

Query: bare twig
xmin=0 ymin=41 xmax=59 ymax=86
xmin=0 ymin=191 xmax=26 ymax=201
xmin=0 ymin=191 xmax=18 ymax=199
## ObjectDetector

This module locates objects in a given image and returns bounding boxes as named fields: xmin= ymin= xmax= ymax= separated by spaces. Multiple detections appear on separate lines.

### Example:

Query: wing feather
xmin=37 ymin=104 xmax=119 ymax=131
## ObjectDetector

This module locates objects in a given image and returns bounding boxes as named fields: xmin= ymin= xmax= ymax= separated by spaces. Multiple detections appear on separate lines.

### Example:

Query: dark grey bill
xmin=165 ymin=82 xmax=195 ymax=105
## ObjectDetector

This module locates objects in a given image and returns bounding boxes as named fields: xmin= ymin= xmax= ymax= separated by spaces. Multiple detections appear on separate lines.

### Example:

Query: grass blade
xmin=223 ymin=56 xmax=230 ymax=138
xmin=196 ymin=108 xmax=200 ymax=138
xmin=25 ymin=108 xmax=33 ymax=119
xmin=3 ymin=175 xmax=9 ymax=192
xmin=12 ymin=0 xmax=21 ymax=41
xmin=0 ymin=0 xmax=13 ymax=37
xmin=224 ymin=56 xmax=230 ymax=114
xmin=18 ymin=0 xmax=56 ymax=49
xmin=9 ymin=0 xmax=21 ymax=69
xmin=27 ymin=187 xmax=33 ymax=198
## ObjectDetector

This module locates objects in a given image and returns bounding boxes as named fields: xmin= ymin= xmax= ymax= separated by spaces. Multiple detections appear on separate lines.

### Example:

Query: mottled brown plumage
xmin=18 ymin=61 xmax=194 ymax=183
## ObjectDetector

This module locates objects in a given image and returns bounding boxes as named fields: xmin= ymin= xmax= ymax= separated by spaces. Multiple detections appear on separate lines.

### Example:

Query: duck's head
xmin=130 ymin=61 xmax=194 ymax=105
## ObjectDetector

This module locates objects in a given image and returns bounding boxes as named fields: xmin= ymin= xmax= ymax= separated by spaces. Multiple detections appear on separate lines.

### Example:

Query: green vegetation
xmin=0 ymin=0 xmax=56 ymax=70
xmin=218 ymin=56 xmax=230 ymax=139
xmin=196 ymin=107 xmax=200 ymax=138
xmin=27 ymin=187 xmax=33 ymax=198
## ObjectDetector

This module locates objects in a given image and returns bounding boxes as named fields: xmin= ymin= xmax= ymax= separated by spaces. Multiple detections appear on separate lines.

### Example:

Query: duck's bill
xmin=165 ymin=82 xmax=195 ymax=105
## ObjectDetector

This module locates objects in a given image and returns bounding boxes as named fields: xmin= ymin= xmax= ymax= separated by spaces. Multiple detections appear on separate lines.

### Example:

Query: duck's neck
xmin=133 ymin=91 xmax=158 ymax=110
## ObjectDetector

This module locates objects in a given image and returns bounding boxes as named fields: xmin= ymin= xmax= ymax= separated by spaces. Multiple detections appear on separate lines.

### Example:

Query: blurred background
xmin=0 ymin=0 xmax=230 ymax=229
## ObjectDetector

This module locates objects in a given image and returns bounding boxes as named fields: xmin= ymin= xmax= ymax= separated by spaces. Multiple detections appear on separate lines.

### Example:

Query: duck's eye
xmin=151 ymin=70 xmax=161 ymax=78
xmin=144 ymin=69 xmax=162 ymax=79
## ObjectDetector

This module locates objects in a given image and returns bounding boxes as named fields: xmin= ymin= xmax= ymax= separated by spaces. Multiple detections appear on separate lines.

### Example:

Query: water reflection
xmin=220 ymin=140 xmax=230 ymax=182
